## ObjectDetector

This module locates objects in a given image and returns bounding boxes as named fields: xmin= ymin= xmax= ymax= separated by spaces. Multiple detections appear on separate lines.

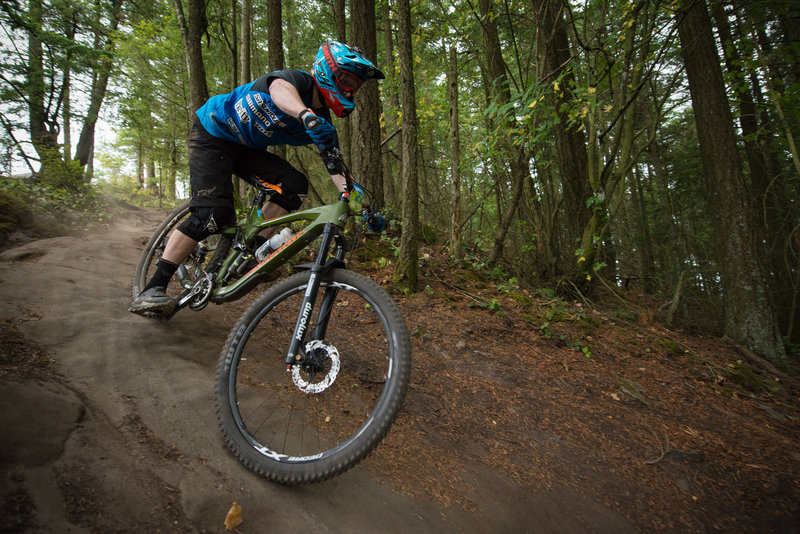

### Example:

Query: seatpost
xmin=252 ymin=189 xmax=267 ymax=210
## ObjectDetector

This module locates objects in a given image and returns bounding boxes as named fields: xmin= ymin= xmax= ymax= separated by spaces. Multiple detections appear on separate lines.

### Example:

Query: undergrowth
xmin=0 ymin=176 xmax=110 ymax=246
xmin=97 ymin=181 xmax=184 ymax=210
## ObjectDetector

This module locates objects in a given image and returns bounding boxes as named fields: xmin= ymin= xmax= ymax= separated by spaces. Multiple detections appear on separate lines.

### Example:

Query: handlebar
xmin=321 ymin=147 xmax=384 ymax=233
xmin=320 ymin=147 xmax=354 ymax=192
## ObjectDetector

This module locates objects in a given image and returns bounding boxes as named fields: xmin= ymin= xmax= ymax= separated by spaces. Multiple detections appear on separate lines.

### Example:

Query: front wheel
xmin=215 ymin=269 xmax=412 ymax=484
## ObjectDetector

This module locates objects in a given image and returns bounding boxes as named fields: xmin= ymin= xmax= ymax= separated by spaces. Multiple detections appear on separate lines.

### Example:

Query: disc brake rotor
xmin=292 ymin=340 xmax=341 ymax=394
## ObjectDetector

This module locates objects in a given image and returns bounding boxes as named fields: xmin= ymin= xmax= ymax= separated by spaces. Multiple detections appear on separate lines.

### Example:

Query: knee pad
xmin=177 ymin=205 xmax=236 ymax=241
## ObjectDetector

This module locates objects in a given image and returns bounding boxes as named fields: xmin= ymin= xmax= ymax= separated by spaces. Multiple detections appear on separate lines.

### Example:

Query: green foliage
xmin=96 ymin=180 xmax=180 ymax=210
xmin=419 ymin=223 xmax=437 ymax=245
xmin=38 ymin=150 xmax=85 ymax=190
xmin=784 ymin=337 xmax=800 ymax=359
xmin=0 ymin=177 xmax=108 ymax=239
xmin=661 ymin=338 xmax=686 ymax=357
xmin=0 ymin=186 xmax=30 ymax=234
xmin=467 ymin=298 xmax=504 ymax=317
xmin=561 ymin=335 xmax=592 ymax=358
xmin=0 ymin=0 xmax=123 ymax=184
xmin=722 ymin=364 xmax=782 ymax=394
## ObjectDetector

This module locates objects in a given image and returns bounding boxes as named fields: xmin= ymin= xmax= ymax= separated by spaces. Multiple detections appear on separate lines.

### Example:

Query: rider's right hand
xmin=304 ymin=114 xmax=338 ymax=152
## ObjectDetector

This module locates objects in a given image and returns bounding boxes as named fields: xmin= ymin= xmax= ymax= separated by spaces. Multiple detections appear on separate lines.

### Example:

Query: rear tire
xmin=131 ymin=201 xmax=229 ymax=300
xmin=215 ymin=269 xmax=411 ymax=484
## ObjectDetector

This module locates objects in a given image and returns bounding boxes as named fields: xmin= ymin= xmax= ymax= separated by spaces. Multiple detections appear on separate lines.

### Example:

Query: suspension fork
xmin=284 ymin=223 xmax=346 ymax=367
xmin=311 ymin=232 xmax=347 ymax=341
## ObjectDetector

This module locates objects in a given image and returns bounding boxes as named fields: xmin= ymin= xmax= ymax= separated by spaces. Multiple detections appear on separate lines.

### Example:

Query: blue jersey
xmin=195 ymin=70 xmax=332 ymax=148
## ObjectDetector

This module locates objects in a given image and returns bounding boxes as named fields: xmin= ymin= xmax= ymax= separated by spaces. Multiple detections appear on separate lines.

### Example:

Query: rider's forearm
xmin=331 ymin=174 xmax=347 ymax=193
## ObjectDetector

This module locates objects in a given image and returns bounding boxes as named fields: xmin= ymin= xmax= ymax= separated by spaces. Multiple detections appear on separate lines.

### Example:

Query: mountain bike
xmin=131 ymin=157 xmax=412 ymax=484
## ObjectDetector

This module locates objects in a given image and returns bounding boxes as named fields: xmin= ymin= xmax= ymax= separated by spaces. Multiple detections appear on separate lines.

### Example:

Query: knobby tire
xmin=214 ymin=269 xmax=412 ymax=484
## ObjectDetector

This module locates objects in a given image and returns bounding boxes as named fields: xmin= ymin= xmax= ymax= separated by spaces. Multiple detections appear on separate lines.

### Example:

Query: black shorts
xmin=187 ymin=118 xmax=308 ymax=212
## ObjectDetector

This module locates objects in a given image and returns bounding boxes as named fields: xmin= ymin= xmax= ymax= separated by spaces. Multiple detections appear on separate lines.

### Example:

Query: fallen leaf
xmin=225 ymin=501 xmax=243 ymax=531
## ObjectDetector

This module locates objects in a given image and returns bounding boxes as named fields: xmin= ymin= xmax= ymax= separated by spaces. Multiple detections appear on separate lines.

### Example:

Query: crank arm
xmin=176 ymin=273 xmax=214 ymax=309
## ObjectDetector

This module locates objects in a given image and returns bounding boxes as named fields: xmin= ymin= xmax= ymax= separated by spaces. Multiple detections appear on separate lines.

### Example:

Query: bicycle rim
xmin=216 ymin=270 xmax=411 ymax=484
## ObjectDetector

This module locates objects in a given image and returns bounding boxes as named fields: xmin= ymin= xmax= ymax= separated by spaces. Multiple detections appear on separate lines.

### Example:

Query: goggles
xmin=335 ymin=72 xmax=364 ymax=94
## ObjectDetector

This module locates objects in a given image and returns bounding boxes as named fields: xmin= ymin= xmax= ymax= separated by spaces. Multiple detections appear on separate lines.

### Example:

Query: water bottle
xmin=255 ymin=227 xmax=294 ymax=261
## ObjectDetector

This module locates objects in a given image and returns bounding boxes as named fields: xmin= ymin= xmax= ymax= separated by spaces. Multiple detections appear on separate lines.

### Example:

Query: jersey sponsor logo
xmin=254 ymin=121 xmax=273 ymax=138
xmin=245 ymin=94 xmax=273 ymax=127
xmin=225 ymin=118 xmax=240 ymax=134
xmin=234 ymin=99 xmax=250 ymax=123
xmin=253 ymin=93 xmax=286 ymax=127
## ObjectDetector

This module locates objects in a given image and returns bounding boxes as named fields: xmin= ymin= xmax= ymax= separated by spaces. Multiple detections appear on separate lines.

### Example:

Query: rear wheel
xmin=215 ymin=269 xmax=412 ymax=484
xmin=131 ymin=201 xmax=228 ymax=300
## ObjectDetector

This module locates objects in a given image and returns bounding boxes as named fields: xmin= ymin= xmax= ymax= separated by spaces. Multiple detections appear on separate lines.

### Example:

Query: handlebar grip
xmin=364 ymin=212 xmax=385 ymax=233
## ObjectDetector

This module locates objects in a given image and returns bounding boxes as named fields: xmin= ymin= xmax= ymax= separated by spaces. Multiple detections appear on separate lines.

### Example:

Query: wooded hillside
xmin=0 ymin=0 xmax=798 ymax=364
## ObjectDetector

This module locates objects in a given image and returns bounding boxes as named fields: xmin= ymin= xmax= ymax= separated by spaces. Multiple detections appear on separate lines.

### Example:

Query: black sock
xmin=143 ymin=259 xmax=179 ymax=291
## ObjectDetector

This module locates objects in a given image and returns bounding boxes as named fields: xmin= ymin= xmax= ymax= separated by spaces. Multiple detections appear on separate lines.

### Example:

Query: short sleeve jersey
xmin=195 ymin=70 xmax=332 ymax=149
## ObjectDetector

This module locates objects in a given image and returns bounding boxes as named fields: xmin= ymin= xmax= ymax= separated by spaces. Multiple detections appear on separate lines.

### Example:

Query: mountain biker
xmin=129 ymin=41 xmax=384 ymax=317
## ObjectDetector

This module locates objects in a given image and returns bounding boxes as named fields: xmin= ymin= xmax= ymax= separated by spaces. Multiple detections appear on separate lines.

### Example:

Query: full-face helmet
xmin=311 ymin=41 xmax=385 ymax=117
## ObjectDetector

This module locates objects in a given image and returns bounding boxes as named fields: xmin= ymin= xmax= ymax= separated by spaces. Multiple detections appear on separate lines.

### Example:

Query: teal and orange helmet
xmin=311 ymin=41 xmax=385 ymax=117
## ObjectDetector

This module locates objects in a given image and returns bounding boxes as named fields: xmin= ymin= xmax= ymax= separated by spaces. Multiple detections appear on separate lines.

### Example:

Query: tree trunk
xmin=240 ymin=0 xmax=252 ymax=81
xmin=169 ymin=140 xmax=177 ymax=199
xmin=532 ymin=0 xmax=592 ymax=275
xmin=712 ymin=5 xmax=769 ymax=213
xmin=173 ymin=0 xmax=209 ymax=112
xmin=61 ymin=6 xmax=76 ymax=163
xmin=267 ymin=0 xmax=284 ymax=71
xmin=75 ymin=0 xmax=122 ymax=173
xmin=648 ymin=132 xmax=678 ymax=287
xmin=136 ymin=141 xmax=145 ymax=189
xmin=333 ymin=0 xmax=351 ymax=164
xmin=334 ymin=0 xmax=347 ymax=42
xmin=265 ymin=0 xmax=286 ymax=159
xmin=229 ymin=0 xmax=239 ymax=88
xmin=448 ymin=44 xmax=462 ymax=261
xmin=380 ymin=0 xmax=399 ymax=207
xmin=713 ymin=4 xmax=799 ymax=343
xmin=62 ymin=61 xmax=71 ymax=165
xmin=478 ymin=0 xmax=529 ymax=267
xmin=284 ymin=0 xmax=299 ymax=68
xmin=392 ymin=0 xmax=419 ymax=294
xmin=677 ymin=0 xmax=786 ymax=364
xmin=631 ymin=167 xmax=655 ymax=293
xmin=350 ymin=0 xmax=383 ymax=208
xmin=27 ymin=0 xmax=59 ymax=175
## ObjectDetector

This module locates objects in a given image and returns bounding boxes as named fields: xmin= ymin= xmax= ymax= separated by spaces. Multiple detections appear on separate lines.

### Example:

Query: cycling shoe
xmin=129 ymin=286 xmax=176 ymax=318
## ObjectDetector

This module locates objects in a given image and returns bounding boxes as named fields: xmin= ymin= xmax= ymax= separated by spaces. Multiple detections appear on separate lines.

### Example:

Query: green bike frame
xmin=208 ymin=197 xmax=350 ymax=305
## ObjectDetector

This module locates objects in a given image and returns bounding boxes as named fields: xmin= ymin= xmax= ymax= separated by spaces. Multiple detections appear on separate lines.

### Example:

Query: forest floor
xmin=0 ymin=198 xmax=799 ymax=533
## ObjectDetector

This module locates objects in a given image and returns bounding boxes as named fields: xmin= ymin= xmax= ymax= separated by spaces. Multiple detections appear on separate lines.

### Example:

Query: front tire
xmin=215 ymin=269 xmax=411 ymax=484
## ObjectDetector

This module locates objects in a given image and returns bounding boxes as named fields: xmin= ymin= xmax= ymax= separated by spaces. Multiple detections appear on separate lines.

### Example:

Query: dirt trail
xmin=0 ymin=202 xmax=636 ymax=533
